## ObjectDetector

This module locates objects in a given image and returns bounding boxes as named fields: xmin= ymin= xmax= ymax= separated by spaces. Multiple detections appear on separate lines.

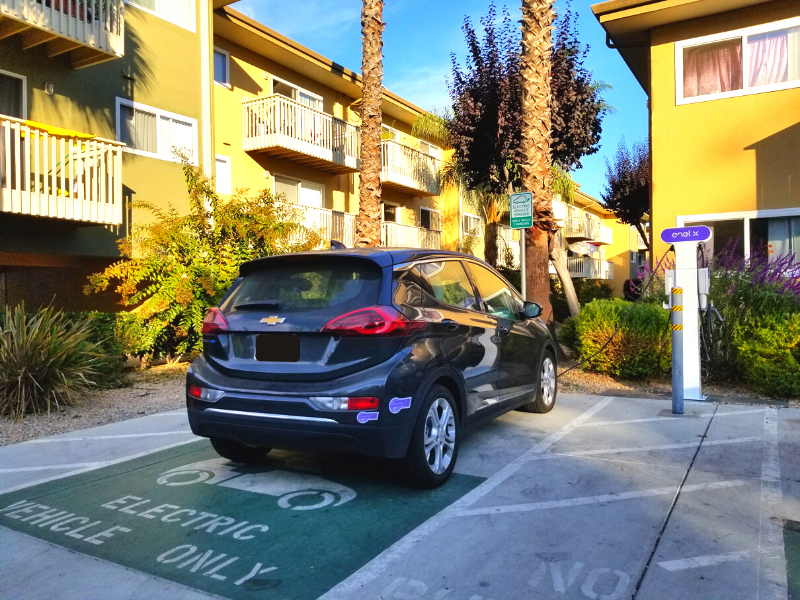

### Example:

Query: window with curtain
xmin=683 ymin=38 xmax=743 ymax=98
xmin=750 ymin=216 xmax=800 ymax=259
xmin=120 ymin=105 xmax=157 ymax=154
xmin=159 ymin=116 xmax=193 ymax=159
xmin=420 ymin=207 xmax=441 ymax=231
xmin=462 ymin=213 xmax=481 ymax=236
xmin=748 ymin=26 xmax=800 ymax=87
xmin=274 ymin=176 xmax=299 ymax=204
xmin=118 ymin=99 xmax=196 ymax=162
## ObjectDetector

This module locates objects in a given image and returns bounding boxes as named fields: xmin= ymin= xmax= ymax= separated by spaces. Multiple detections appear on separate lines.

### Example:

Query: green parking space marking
xmin=785 ymin=520 xmax=800 ymax=599
xmin=0 ymin=440 xmax=482 ymax=599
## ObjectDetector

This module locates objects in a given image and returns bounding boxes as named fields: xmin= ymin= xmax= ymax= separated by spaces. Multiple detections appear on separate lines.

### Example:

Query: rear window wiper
xmin=234 ymin=300 xmax=280 ymax=310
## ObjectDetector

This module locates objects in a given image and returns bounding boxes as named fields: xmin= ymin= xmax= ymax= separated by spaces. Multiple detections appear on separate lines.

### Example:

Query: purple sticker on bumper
xmin=389 ymin=397 xmax=412 ymax=414
xmin=357 ymin=411 xmax=379 ymax=424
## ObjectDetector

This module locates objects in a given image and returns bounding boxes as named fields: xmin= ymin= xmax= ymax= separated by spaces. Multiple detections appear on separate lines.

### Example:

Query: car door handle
xmin=498 ymin=326 xmax=511 ymax=336
xmin=440 ymin=319 xmax=459 ymax=330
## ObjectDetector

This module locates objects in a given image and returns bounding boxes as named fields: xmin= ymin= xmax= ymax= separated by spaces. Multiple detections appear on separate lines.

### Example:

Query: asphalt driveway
xmin=1 ymin=393 xmax=797 ymax=600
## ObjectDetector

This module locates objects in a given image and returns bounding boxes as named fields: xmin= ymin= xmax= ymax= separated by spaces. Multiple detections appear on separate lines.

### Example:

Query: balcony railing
xmin=631 ymin=227 xmax=648 ymax=251
xmin=566 ymin=256 xmax=614 ymax=280
xmin=565 ymin=215 xmax=612 ymax=245
xmin=242 ymin=95 xmax=360 ymax=173
xmin=381 ymin=221 xmax=441 ymax=249
xmin=497 ymin=226 xmax=521 ymax=269
xmin=282 ymin=202 xmax=356 ymax=248
xmin=0 ymin=0 xmax=124 ymax=67
xmin=0 ymin=115 xmax=124 ymax=224
xmin=380 ymin=139 xmax=440 ymax=196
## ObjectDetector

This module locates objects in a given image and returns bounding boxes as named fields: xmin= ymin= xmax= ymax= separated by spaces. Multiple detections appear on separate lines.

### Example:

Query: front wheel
xmin=518 ymin=350 xmax=557 ymax=413
xmin=401 ymin=385 xmax=459 ymax=489
xmin=210 ymin=437 xmax=271 ymax=464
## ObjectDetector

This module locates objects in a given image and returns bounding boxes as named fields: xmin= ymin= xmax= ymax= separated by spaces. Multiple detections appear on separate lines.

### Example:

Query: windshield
xmin=221 ymin=259 xmax=382 ymax=314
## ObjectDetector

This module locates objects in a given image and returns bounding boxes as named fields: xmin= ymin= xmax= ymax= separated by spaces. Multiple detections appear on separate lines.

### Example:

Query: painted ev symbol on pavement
xmin=156 ymin=459 xmax=357 ymax=511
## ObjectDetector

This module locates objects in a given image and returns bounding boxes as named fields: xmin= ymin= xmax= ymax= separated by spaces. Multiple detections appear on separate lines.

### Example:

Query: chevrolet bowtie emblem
xmin=261 ymin=316 xmax=285 ymax=325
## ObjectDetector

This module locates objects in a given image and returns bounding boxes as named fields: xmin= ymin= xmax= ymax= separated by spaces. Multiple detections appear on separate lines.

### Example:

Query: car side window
xmin=464 ymin=262 xmax=522 ymax=321
xmin=417 ymin=261 xmax=479 ymax=311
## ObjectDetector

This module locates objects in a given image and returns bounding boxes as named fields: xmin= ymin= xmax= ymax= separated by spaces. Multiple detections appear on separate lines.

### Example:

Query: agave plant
xmin=0 ymin=305 xmax=106 ymax=421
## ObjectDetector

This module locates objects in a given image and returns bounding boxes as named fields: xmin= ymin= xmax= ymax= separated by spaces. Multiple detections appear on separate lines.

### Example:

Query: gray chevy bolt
xmin=187 ymin=249 xmax=558 ymax=488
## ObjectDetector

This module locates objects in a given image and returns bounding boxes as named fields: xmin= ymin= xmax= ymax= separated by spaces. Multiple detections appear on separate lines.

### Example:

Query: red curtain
xmin=683 ymin=39 xmax=743 ymax=98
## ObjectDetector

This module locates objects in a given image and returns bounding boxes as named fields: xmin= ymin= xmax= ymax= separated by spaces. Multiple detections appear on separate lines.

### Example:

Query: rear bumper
xmin=186 ymin=354 xmax=423 ymax=459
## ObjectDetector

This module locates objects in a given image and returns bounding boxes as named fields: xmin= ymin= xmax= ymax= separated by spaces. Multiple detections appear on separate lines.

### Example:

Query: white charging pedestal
xmin=661 ymin=226 xmax=712 ymax=412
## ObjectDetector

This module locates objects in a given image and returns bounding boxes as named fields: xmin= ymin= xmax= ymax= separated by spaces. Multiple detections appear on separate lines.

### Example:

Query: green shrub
xmin=0 ymin=305 xmax=111 ymax=421
xmin=87 ymin=159 xmax=323 ymax=359
xmin=735 ymin=314 xmax=800 ymax=397
xmin=551 ymin=276 xmax=614 ymax=322
xmin=560 ymin=299 xmax=670 ymax=379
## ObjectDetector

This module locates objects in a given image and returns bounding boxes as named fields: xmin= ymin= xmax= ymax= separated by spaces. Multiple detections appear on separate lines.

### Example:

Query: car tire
xmin=518 ymin=350 xmax=557 ymax=414
xmin=210 ymin=437 xmax=271 ymax=464
xmin=401 ymin=385 xmax=459 ymax=489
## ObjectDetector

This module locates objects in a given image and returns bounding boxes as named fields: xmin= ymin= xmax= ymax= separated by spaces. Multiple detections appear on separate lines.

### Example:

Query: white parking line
xmin=534 ymin=437 xmax=762 ymax=460
xmin=0 ymin=438 xmax=202 ymax=495
xmin=757 ymin=407 xmax=786 ymax=600
xmin=23 ymin=431 xmax=192 ymax=443
xmin=457 ymin=480 xmax=751 ymax=517
xmin=580 ymin=408 xmax=766 ymax=428
xmin=658 ymin=551 xmax=750 ymax=571
xmin=0 ymin=463 xmax=108 ymax=473
xmin=317 ymin=397 xmax=616 ymax=600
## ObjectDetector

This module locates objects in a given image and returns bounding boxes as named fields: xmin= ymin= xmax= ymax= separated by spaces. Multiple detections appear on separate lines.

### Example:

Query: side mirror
xmin=524 ymin=302 xmax=542 ymax=319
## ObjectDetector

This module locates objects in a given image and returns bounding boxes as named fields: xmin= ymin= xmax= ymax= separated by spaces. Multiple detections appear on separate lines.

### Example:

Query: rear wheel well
xmin=431 ymin=376 xmax=463 ymax=423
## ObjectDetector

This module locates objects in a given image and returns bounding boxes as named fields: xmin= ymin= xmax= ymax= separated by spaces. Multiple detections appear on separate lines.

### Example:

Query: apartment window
xmin=677 ymin=17 xmax=800 ymax=104
xmin=382 ymin=125 xmax=399 ymax=141
xmin=420 ymin=207 xmax=441 ymax=231
xmin=750 ymin=216 xmax=800 ymax=259
xmin=462 ymin=213 xmax=481 ymax=236
xmin=214 ymin=48 xmax=230 ymax=88
xmin=271 ymin=77 xmax=322 ymax=111
xmin=274 ymin=175 xmax=323 ymax=208
xmin=383 ymin=203 xmax=399 ymax=223
xmin=117 ymin=98 xmax=197 ymax=163
xmin=419 ymin=140 xmax=441 ymax=159
xmin=0 ymin=70 xmax=25 ymax=119
xmin=215 ymin=155 xmax=231 ymax=195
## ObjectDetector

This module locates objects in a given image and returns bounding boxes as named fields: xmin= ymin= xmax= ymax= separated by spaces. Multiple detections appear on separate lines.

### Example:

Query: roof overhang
xmin=213 ymin=0 xmax=239 ymax=9
xmin=591 ymin=0 xmax=773 ymax=92
xmin=214 ymin=7 xmax=426 ymax=125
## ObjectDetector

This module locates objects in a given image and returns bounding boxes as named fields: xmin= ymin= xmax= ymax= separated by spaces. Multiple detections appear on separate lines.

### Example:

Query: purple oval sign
xmin=660 ymin=226 xmax=712 ymax=244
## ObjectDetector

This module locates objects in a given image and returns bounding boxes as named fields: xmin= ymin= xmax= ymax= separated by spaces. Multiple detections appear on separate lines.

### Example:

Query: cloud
xmin=236 ymin=0 xmax=360 ymax=43
xmin=385 ymin=67 xmax=451 ymax=112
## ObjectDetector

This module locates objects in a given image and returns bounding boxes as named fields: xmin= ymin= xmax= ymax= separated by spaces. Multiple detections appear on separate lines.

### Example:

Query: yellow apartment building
xmin=593 ymin=0 xmax=800 ymax=261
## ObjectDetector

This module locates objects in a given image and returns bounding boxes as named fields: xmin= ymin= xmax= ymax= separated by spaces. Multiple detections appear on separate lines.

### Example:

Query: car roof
xmin=239 ymin=248 xmax=482 ymax=276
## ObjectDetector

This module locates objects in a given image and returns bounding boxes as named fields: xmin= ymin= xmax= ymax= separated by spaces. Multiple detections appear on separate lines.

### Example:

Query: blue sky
xmin=235 ymin=0 xmax=648 ymax=201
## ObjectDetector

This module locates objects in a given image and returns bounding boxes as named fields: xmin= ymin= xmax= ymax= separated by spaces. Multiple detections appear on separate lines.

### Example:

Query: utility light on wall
xmin=44 ymin=82 xmax=55 ymax=96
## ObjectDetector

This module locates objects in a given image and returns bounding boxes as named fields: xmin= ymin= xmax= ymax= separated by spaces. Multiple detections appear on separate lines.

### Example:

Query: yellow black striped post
xmin=670 ymin=287 xmax=684 ymax=413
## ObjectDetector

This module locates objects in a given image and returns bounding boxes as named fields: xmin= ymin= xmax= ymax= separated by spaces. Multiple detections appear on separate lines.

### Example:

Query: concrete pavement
xmin=1 ymin=393 xmax=797 ymax=600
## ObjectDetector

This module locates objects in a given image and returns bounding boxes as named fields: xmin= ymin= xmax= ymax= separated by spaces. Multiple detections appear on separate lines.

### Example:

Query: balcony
xmin=0 ymin=115 xmax=124 ymax=224
xmin=0 ymin=0 xmax=124 ymax=68
xmin=566 ymin=256 xmax=614 ymax=280
xmin=380 ymin=139 xmax=440 ymax=196
xmin=564 ymin=215 xmax=612 ymax=245
xmin=242 ymin=95 xmax=360 ymax=174
xmin=631 ymin=227 xmax=648 ymax=251
xmin=381 ymin=221 xmax=441 ymax=249
xmin=284 ymin=202 xmax=356 ymax=248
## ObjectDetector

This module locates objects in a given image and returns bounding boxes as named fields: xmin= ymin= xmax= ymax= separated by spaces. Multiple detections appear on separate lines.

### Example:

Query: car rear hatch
xmin=204 ymin=255 xmax=407 ymax=381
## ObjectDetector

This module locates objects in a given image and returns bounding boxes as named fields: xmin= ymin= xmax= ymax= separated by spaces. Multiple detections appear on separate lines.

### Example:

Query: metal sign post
xmin=510 ymin=192 xmax=533 ymax=299
xmin=660 ymin=225 xmax=712 ymax=413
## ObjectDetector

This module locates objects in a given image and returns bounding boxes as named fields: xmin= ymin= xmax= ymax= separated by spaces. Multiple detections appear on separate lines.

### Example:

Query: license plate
xmin=255 ymin=334 xmax=300 ymax=362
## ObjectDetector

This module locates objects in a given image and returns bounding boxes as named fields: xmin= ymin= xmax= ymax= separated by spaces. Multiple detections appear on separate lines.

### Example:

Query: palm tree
xmin=520 ymin=0 xmax=559 ymax=324
xmin=355 ymin=0 xmax=384 ymax=248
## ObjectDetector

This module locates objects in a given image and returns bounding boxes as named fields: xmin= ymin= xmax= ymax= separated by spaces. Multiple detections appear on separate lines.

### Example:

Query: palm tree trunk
xmin=520 ymin=0 xmax=558 ymax=325
xmin=484 ymin=222 xmax=499 ymax=268
xmin=355 ymin=0 xmax=384 ymax=248
xmin=550 ymin=243 xmax=580 ymax=317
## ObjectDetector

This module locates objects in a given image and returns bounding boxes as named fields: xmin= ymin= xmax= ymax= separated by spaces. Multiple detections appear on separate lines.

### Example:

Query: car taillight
xmin=321 ymin=306 xmax=425 ymax=336
xmin=187 ymin=385 xmax=224 ymax=402
xmin=309 ymin=396 xmax=380 ymax=410
xmin=202 ymin=308 xmax=229 ymax=335
xmin=347 ymin=397 xmax=380 ymax=410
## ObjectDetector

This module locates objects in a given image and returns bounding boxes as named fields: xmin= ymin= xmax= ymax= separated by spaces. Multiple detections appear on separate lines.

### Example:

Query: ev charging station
xmin=660 ymin=225 xmax=712 ymax=414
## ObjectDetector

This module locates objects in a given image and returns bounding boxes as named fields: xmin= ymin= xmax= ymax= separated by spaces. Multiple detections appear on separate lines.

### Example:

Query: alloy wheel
xmin=423 ymin=398 xmax=456 ymax=474
xmin=541 ymin=356 xmax=556 ymax=406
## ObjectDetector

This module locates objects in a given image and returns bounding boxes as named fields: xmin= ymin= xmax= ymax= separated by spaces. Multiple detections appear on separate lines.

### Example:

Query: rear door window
xmin=417 ymin=260 xmax=478 ymax=311
xmin=464 ymin=262 xmax=522 ymax=321
xmin=221 ymin=260 xmax=382 ymax=314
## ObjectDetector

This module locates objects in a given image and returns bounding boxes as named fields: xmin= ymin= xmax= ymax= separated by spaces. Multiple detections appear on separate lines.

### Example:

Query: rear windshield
xmin=221 ymin=260 xmax=382 ymax=313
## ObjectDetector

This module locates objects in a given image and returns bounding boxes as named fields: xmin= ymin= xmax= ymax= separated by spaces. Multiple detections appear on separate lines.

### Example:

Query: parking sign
xmin=510 ymin=192 xmax=533 ymax=229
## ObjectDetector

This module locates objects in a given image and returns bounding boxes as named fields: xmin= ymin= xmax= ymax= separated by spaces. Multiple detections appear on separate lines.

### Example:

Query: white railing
xmin=242 ymin=95 xmax=360 ymax=171
xmin=1 ymin=0 xmax=124 ymax=63
xmin=381 ymin=221 xmax=441 ymax=249
xmin=497 ymin=227 xmax=520 ymax=269
xmin=279 ymin=202 xmax=356 ymax=248
xmin=566 ymin=256 xmax=614 ymax=280
xmin=0 ymin=115 xmax=124 ymax=224
xmin=380 ymin=139 xmax=440 ymax=196
xmin=127 ymin=0 xmax=195 ymax=32
xmin=565 ymin=215 xmax=612 ymax=245
xmin=631 ymin=227 xmax=648 ymax=250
